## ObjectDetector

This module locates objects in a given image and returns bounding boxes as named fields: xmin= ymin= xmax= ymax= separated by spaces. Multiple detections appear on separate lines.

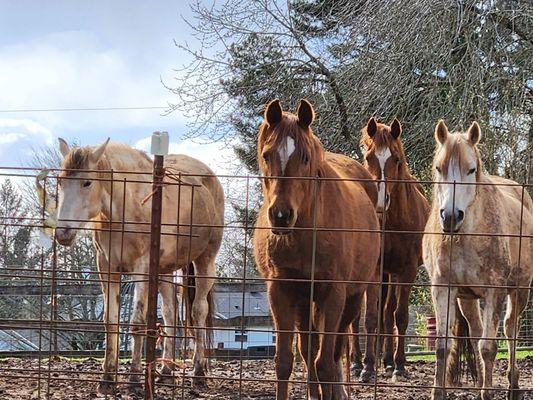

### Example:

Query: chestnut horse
xmin=254 ymin=99 xmax=381 ymax=400
xmin=423 ymin=120 xmax=532 ymax=400
xmin=55 ymin=140 xmax=224 ymax=394
xmin=350 ymin=118 xmax=429 ymax=381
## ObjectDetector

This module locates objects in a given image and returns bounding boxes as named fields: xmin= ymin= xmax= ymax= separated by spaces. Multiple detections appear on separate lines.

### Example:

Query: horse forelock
xmin=259 ymin=112 xmax=323 ymax=171
xmin=60 ymin=147 xmax=92 ymax=177
xmin=433 ymin=133 xmax=481 ymax=181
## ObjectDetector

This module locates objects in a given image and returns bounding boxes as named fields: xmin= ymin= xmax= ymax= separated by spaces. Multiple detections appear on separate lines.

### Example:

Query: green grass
xmin=407 ymin=349 xmax=533 ymax=362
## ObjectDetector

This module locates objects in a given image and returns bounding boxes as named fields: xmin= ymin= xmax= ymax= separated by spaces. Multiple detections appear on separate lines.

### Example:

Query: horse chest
xmin=265 ymin=236 xmax=340 ymax=280
xmin=434 ymin=238 xmax=510 ymax=287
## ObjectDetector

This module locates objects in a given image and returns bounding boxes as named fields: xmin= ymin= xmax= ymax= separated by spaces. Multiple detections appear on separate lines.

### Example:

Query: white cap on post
xmin=150 ymin=131 xmax=169 ymax=156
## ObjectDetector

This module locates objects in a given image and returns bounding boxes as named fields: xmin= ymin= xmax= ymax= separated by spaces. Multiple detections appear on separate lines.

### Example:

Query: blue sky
xmin=0 ymin=1 xmax=233 ymax=171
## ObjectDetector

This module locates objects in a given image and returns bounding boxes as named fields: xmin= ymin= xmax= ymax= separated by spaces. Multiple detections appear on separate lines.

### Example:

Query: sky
xmin=0 ymin=1 xmax=234 ymax=173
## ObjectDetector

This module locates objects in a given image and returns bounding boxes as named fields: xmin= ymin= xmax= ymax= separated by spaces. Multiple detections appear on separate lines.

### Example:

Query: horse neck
xmin=386 ymin=163 xmax=416 ymax=222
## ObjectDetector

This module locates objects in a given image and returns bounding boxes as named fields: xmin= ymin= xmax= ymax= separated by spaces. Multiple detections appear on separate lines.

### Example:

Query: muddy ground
xmin=0 ymin=357 xmax=531 ymax=399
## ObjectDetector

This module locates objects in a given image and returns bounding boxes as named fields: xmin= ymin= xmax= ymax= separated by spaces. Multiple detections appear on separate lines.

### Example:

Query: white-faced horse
xmin=423 ymin=121 xmax=532 ymax=400
xmin=55 ymin=139 xmax=224 ymax=394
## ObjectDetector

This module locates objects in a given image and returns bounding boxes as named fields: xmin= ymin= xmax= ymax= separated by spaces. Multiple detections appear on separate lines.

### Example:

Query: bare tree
xmin=170 ymin=0 xmax=532 ymax=182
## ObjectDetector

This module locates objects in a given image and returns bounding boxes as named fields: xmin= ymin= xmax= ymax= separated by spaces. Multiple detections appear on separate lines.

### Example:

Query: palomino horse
xmin=55 ymin=139 xmax=224 ymax=394
xmin=423 ymin=120 xmax=532 ymax=400
xmin=350 ymin=118 xmax=429 ymax=381
xmin=254 ymin=99 xmax=381 ymax=400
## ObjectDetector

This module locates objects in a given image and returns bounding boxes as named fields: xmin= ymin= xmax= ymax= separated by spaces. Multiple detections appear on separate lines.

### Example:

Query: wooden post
xmin=145 ymin=131 xmax=168 ymax=399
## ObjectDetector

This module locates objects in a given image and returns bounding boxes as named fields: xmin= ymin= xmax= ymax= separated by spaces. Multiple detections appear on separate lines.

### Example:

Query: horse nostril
xmin=457 ymin=210 xmax=464 ymax=221
xmin=440 ymin=209 xmax=445 ymax=220
xmin=286 ymin=209 xmax=294 ymax=222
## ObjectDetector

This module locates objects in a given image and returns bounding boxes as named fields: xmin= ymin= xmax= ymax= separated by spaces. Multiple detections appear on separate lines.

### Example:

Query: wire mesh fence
xmin=0 ymin=161 xmax=531 ymax=400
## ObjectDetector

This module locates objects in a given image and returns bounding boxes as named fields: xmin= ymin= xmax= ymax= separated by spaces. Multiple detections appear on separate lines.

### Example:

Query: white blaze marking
xmin=375 ymin=147 xmax=391 ymax=209
xmin=278 ymin=136 xmax=295 ymax=175
xmin=437 ymin=156 xmax=476 ymax=227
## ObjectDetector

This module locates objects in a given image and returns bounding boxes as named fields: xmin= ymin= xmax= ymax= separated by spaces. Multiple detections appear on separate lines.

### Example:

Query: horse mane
xmin=258 ymin=112 xmax=325 ymax=175
xmin=60 ymin=147 xmax=92 ymax=176
xmin=60 ymin=143 xmax=152 ymax=177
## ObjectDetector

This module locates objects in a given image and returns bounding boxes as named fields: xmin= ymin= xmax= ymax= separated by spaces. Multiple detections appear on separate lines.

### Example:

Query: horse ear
xmin=297 ymin=99 xmax=314 ymax=129
xmin=390 ymin=118 xmax=402 ymax=139
xmin=467 ymin=121 xmax=481 ymax=145
xmin=434 ymin=120 xmax=449 ymax=145
xmin=265 ymin=99 xmax=283 ymax=127
xmin=90 ymin=138 xmax=110 ymax=163
xmin=58 ymin=138 xmax=70 ymax=158
xmin=366 ymin=117 xmax=378 ymax=138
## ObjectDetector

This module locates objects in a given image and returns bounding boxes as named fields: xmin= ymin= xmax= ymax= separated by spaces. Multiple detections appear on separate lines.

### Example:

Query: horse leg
xmin=430 ymin=285 xmax=457 ymax=400
xmin=479 ymin=290 xmax=506 ymax=400
xmin=296 ymin=302 xmax=320 ymax=400
xmin=392 ymin=273 xmax=415 ymax=381
xmin=129 ymin=276 xmax=149 ymax=392
xmin=457 ymin=298 xmax=483 ymax=389
xmin=269 ymin=282 xmax=296 ymax=400
xmin=332 ymin=293 xmax=363 ymax=400
xmin=315 ymin=286 xmax=345 ymax=400
xmin=504 ymin=289 xmax=529 ymax=400
xmin=157 ymin=276 xmax=178 ymax=384
xmin=349 ymin=298 xmax=363 ymax=376
xmin=382 ymin=274 xmax=396 ymax=378
xmin=360 ymin=284 xmax=379 ymax=383
xmin=97 ymin=255 xmax=121 ymax=395
xmin=190 ymin=255 xmax=215 ymax=387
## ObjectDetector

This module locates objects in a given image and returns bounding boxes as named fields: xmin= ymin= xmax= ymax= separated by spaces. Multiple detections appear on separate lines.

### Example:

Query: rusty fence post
xmin=145 ymin=131 xmax=169 ymax=399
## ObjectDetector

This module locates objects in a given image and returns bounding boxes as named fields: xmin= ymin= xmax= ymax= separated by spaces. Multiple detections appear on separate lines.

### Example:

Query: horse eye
xmin=435 ymin=166 xmax=441 ymax=173
xmin=467 ymin=168 xmax=476 ymax=175
xmin=262 ymin=153 xmax=269 ymax=162
xmin=83 ymin=180 xmax=92 ymax=187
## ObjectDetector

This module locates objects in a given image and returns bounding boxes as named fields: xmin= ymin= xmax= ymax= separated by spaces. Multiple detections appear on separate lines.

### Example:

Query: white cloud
xmin=0 ymin=119 xmax=56 ymax=165
xmin=0 ymin=132 xmax=25 ymax=145
xmin=0 ymin=30 xmax=182 ymax=134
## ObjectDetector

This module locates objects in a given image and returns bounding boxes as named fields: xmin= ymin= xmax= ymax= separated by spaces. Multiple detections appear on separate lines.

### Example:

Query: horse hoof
xmin=384 ymin=365 xmax=394 ymax=378
xmin=431 ymin=388 xmax=446 ymax=400
xmin=157 ymin=374 xmax=175 ymax=385
xmin=391 ymin=369 xmax=409 ymax=382
xmin=97 ymin=378 xmax=116 ymax=395
xmin=481 ymin=390 xmax=493 ymax=400
xmin=128 ymin=381 xmax=144 ymax=396
xmin=332 ymin=385 xmax=349 ymax=400
xmin=193 ymin=376 xmax=208 ymax=389
xmin=350 ymin=362 xmax=363 ymax=376
xmin=359 ymin=369 xmax=375 ymax=383
xmin=508 ymin=388 xmax=523 ymax=400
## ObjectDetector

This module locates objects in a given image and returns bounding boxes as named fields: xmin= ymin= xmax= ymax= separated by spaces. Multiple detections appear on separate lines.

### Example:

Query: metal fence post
xmin=145 ymin=131 xmax=169 ymax=399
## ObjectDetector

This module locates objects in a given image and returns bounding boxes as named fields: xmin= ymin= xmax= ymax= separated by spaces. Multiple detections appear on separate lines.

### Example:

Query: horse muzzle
xmin=440 ymin=209 xmax=464 ymax=234
xmin=268 ymin=207 xmax=296 ymax=235
xmin=55 ymin=228 xmax=77 ymax=246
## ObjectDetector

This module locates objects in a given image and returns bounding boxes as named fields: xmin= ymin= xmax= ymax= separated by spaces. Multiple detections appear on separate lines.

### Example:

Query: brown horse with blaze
xmin=253 ymin=99 xmax=381 ymax=400
xmin=350 ymin=118 xmax=430 ymax=381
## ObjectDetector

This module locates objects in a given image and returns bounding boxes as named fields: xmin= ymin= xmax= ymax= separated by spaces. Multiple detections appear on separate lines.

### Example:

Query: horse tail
xmin=184 ymin=262 xmax=214 ymax=367
xmin=447 ymin=303 xmax=477 ymax=384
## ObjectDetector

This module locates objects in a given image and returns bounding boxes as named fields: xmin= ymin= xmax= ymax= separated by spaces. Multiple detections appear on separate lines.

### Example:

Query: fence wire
xmin=0 ymin=165 xmax=531 ymax=399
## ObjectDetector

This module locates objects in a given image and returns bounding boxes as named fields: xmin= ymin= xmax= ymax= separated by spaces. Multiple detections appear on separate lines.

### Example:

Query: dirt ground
xmin=0 ymin=357 xmax=531 ymax=400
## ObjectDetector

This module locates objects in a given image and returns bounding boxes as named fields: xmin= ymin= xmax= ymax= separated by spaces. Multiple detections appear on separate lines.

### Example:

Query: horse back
xmin=324 ymin=151 xmax=378 ymax=207
xmin=488 ymin=175 xmax=533 ymax=212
